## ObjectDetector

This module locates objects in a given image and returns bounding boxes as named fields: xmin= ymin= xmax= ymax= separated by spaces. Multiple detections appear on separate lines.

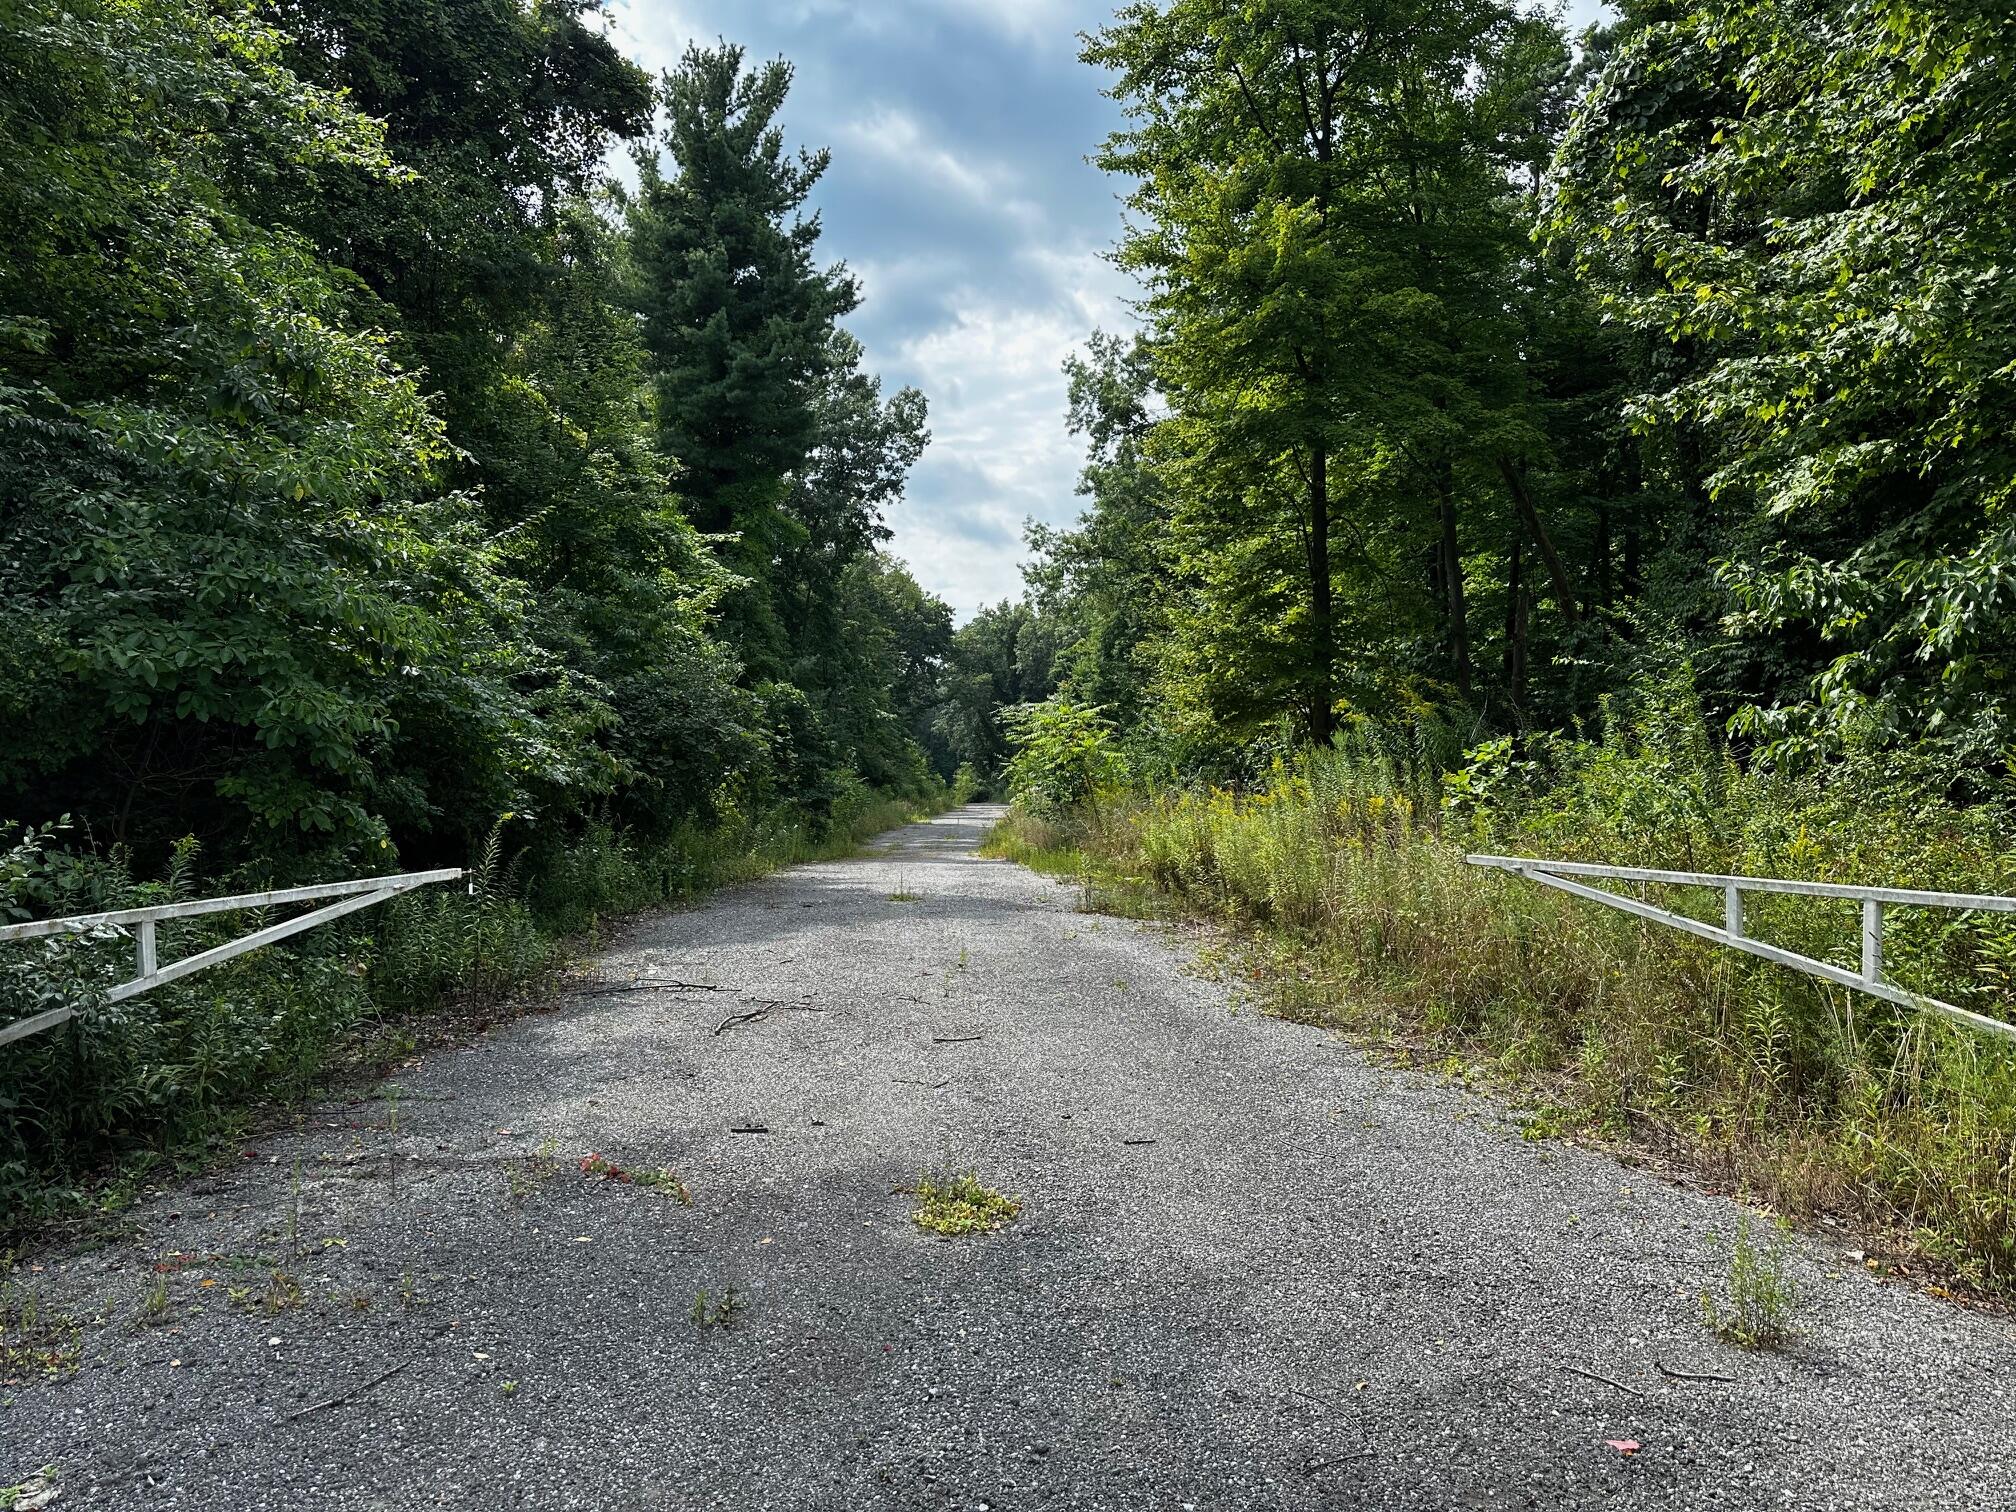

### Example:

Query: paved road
xmin=7 ymin=806 xmax=2014 ymax=1510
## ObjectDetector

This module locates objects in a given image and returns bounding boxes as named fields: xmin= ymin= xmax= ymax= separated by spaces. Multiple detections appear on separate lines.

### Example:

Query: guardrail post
xmin=1725 ymin=885 xmax=1744 ymax=940
xmin=1862 ymin=899 xmax=1884 ymax=986
xmin=135 ymin=919 xmax=156 ymax=979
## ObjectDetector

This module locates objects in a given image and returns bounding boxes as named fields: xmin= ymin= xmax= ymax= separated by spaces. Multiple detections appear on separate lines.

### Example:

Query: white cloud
xmin=839 ymin=106 xmax=1021 ymax=214
xmin=880 ymin=247 xmax=1136 ymax=614
xmin=935 ymin=0 xmax=1084 ymax=47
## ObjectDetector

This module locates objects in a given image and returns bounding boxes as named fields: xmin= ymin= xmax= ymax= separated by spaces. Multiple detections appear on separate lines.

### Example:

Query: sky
xmin=609 ymin=0 xmax=1615 ymax=620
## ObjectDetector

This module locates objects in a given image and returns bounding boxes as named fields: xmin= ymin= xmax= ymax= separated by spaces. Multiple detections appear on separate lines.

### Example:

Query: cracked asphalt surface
xmin=6 ymin=804 xmax=2015 ymax=1510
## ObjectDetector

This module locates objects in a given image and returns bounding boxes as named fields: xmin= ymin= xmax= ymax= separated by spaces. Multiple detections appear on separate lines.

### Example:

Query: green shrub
xmin=1003 ymin=698 xmax=1127 ymax=818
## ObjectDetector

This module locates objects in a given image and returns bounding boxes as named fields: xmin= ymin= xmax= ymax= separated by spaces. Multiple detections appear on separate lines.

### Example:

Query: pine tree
xmin=626 ymin=43 xmax=861 ymax=678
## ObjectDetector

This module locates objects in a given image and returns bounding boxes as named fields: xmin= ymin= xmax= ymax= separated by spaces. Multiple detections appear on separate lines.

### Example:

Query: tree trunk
xmin=1437 ymin=467 xmax=1472 ymax=701
xmin=1307 ymin=440 xmax=1335 ymax=746
xmin=1495 ymin=455 xmax=1580 ymax=625
xmin=1504 ymin=533 xmax=1528 ymax=712
xmin=1594 ymin=504 xmax=1613 ymax=610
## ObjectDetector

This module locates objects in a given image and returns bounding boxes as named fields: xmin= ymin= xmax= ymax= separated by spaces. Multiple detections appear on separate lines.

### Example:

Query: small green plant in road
xmin=692 ymin=1287 xmax=743 ymax=1328
xmin=578 ymin=1152 xmax=692 ymax=1203
xmin=232 ymin=1269 xmax=303 ymax=1317
xmin=499 ymin=1379 xmax=519 ymax=1397
xmin=1703 ymin=1213 xmax=1801 ymax=1348
xmin=911 ymin=1169 xmax=1022 ymax=1237
xmin=0 ymin=1284 xmax=78 ymax=1378
xmin=137 ymin=1274 xmax=171 ymax=1328
xmin=889 ymin=871 xmax=924 ymax=902
xmin=506 ymin=1136 xmax=566 ymax=1206
xmin=262 ymin=1269 xmax=304 ymax=1315
xmin=628 ymin=1167 xmax=693 ymax=1203
xmin=1 ymin=1465 xmax=59 ymax=1511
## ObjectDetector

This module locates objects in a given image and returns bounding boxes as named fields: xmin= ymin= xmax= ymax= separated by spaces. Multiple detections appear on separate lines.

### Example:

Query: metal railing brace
xmin=1465 ymin=855 xmax=2016 ymax=1041
xmin=0 ymin=867 xmax=465 ymax=1047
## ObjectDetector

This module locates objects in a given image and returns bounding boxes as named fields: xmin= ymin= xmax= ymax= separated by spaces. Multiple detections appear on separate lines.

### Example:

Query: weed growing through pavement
xmin=889 ymin=872 xmax=924 ymax=903
xmin=691 ymin=1287 xmax=743 ymax=1328
xmin=0 ymin=1283 xmax=79 ymax=1377
xmin=1 ymin=1466 xmax=60 ymax=1511
xmin=136 ymin=1275 xmax=172 ymax=1329
xmin=1703 ymin=1213 xmax=1801 ymax=1348
xmin=506 ymin=1137 xmax=566 ymax=1206
xmin=231 ymin=1270 xmax=302 ymax=1317
xmin=910 ymin=1169 xmax=1021 ymax=1237
xmin=579 ymin=1153 xmax=693 ymax=1203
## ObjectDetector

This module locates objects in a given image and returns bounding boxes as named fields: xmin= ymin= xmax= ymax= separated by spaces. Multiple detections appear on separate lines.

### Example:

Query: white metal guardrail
xmin=0 ymin=868 xmax=465 ymax=1047
xmin=1466 ymin=855 xmax=2016 ymax=1041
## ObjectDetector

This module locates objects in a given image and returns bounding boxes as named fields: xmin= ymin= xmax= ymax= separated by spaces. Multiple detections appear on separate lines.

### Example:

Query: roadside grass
xmin=911 ymin=1169 xmax=1021 ymax=1237
xmin=987 ymin=700 xmax=2016 ymax=1298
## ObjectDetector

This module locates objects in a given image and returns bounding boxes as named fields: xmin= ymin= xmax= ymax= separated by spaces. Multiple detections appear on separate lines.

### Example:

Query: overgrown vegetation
xmin=0 ymin=789 xmax=933 ymax=1227
xmin=959 ymin=1 xmax=2016 ymax=1300
xmin=995 ymin=685 xmax=2016 ymax=1291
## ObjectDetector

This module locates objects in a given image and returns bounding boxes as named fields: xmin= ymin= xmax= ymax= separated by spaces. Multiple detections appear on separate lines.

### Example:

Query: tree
xmin=1024 ymin=333 xmax=1173 ymax=732
xmin=1004 ymin=699 xmax=1128 ymax=818
xmin=626 ymin=42 xmax=862 ymax=678
xmin=0 ymin=0 xmax=567 ymax=858
xmin=1084 ymin=0 xmax=1562 ymax=743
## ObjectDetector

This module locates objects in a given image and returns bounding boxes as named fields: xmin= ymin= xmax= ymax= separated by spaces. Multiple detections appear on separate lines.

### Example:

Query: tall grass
xmin=999 ymin=689 xmax=2016 ymax=1292
xmin=0 ymin=780 xmax=941 ymax=1225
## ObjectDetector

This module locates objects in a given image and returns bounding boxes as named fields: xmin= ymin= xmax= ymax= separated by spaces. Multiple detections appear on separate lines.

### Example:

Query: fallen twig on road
xmin=932 ymin=1034 xmax=983 ymax=1044
xmin=280 ymin=1357 xmax=415 ymax=1422
xmin=575 ymin=978 xmax=725 ymax=996
xmin=1655 ymin=1360 xmax=1738 ymax=1384
xmin=892 ymin=1077 xmax=952 ymax=1089
xmin=714 ymin=1001 xmax=823 ymax=1035
xmin=1560 ymin=1363 xmax=1645 ymax=1399
xmin=1303 ymin=1451 xmax=1375 ymax=1474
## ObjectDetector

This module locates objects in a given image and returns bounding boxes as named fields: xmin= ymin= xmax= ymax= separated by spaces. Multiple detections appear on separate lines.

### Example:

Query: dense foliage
xmin=0 ymin=0 xmax=956 ymax=1200
xmin=974 ymin=0 xmax=2016 ymax=793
